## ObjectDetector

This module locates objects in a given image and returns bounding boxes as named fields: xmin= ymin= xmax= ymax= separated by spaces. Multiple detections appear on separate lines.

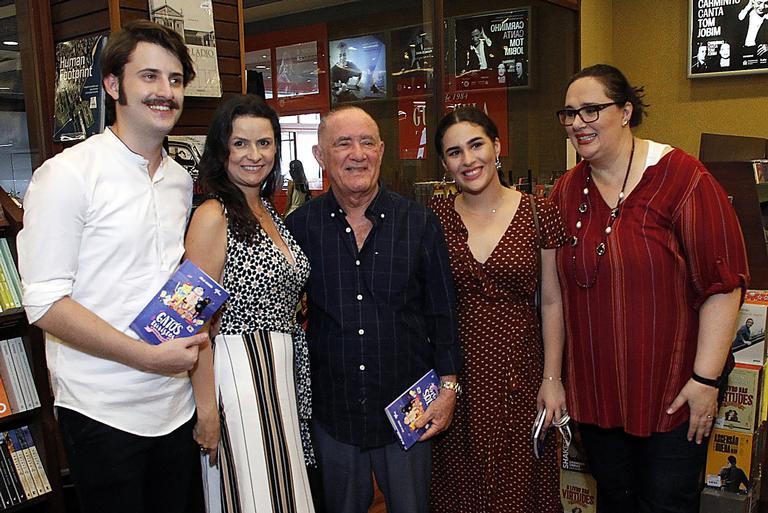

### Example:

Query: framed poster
xmin=688 ymin=0 xmax=768 ymax=78
xmin=149 ymin=0 xmax=222 ymax=96
xmin=391 ymin=26 xmax=433 ymax=98
xmin=329 ymin=34 xmax=387 ymax=105
xmin=453 ymin=8 xmax=531 ymax=89
xmin=276 ymin=42 xmax=320 ymax=98
xmin=53 ymin=34 xmax=108 ymax=142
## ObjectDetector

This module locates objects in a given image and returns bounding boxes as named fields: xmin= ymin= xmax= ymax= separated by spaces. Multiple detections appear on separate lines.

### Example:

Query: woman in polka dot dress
xmin=429 ymin=107 xmax=567 ymax=513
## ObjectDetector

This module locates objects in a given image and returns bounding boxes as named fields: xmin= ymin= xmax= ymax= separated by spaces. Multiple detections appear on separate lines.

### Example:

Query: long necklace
xmin=570 ymin=137 xmax=635 ymax=289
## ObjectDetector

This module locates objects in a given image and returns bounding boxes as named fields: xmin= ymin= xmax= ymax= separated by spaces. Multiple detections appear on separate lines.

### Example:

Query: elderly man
xmin=286 ymin=106 xmax=461 ymax=513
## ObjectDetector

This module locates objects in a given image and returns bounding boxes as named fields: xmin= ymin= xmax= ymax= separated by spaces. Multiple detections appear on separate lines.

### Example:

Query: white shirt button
xmin=330 ymin=212 xmax=335 ymax=218
xmin=380 ymin=213 xmax=385 ymax=218
xmin=358 ymin=329 xmax=365 ymax=335
xmin=359 ymin=364 xmax=366 ymax=371
xmin=355 ymin=260 xmax=361 ymax=266
xmin=356 ymin=294 xmax=363 ymax=301
xmin=345 ymin=227 xmax=352 ymax=233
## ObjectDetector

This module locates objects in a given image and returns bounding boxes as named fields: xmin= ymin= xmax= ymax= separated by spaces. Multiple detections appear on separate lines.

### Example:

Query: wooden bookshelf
xmin=0 ymin=187 xmax=64 ymax=513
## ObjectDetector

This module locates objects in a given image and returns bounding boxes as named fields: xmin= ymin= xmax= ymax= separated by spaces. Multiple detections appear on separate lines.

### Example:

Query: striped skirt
xmin=203 ymin=330 xmax=315 ymax=513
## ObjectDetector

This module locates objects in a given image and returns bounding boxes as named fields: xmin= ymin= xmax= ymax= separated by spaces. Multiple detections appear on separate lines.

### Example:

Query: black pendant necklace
xmin=570 ymin=137 xmax=635 ymax=289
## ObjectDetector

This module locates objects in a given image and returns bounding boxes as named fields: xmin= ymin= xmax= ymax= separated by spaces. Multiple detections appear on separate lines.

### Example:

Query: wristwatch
xmin=440 ymin=380 xmax=462 ymax=397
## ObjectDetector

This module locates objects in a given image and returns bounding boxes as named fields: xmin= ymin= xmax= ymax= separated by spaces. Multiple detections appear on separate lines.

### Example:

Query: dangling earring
xmin=622 ymin=119 xmax=628 ymax=127
xmin=495 ymin=157 xmax=502 ymax=171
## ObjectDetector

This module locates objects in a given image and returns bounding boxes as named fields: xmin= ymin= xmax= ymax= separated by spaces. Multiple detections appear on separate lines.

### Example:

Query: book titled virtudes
xmin=384 ymin=369 xmax=440 ymax=450
xmin=130 ymin=260 xmax=229 ymax=345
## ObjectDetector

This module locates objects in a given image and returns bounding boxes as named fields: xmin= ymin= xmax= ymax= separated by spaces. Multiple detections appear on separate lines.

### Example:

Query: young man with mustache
xmin=18 ymin=20 xmax=206 ymax=513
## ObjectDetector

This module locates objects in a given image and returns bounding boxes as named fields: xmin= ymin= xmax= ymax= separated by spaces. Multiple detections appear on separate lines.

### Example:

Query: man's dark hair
xmin=199 ymin=94 xmax=282 ymax=242
xmin=101 ymin=19 xmax=195 ymax=119
xmin=728 ymin=455 xmax=737 ymax=465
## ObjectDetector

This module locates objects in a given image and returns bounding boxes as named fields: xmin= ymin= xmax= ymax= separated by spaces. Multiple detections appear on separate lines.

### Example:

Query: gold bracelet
xmin=542 ymin=376 xmax=562 ymax=381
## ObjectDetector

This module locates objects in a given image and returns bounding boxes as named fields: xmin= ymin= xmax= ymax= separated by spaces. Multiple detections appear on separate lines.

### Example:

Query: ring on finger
xmin=706 ymin=414 xmax=713 ymax=419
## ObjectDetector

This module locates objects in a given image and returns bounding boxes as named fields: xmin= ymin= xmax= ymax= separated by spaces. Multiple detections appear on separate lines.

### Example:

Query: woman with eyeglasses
xmin=549 ymin=64 xmax=748 ymax=513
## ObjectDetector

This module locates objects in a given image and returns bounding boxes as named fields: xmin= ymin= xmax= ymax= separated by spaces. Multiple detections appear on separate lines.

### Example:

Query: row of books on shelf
xmin=0 ymin=338 xmax=39 ymax=417
xmin=0 ymin=426 xmax=51 ymax=509
xmin=698 ymin=290 xmax=768 ymax=510
xmin=0 ymin=240 xmax=20 ymax=313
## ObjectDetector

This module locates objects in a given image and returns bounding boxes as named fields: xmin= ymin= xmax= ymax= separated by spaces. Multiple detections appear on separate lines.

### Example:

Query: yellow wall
xmin=580 ymin=0 xmax=768 ymax=157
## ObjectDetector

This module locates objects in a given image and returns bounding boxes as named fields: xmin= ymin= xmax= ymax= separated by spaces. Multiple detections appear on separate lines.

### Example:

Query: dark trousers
xmin=58 ymin=407 xmax=203 ymax=513
xmin=312 ymin=420 xmax=432 ymax=513
xmin=579 ymin=422 xmax=708 ymax=513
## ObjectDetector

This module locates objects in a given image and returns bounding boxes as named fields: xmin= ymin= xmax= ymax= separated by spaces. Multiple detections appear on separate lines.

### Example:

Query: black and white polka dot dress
xmin=207 ymin=198 xmax=315 ymax=513
xmin=430 ymin=194 xmax=566 ymax=513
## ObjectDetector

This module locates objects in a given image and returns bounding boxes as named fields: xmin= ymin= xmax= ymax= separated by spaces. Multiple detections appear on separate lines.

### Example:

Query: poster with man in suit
xmin=689 ymin=0 xmax=768 ymax=77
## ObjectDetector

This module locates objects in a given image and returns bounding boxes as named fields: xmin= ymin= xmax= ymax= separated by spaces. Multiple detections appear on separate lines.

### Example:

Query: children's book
xmin=384 ymin=369 xmax=440 ymax=450
xmin=130 ymin=260 xmax=229 ymax=345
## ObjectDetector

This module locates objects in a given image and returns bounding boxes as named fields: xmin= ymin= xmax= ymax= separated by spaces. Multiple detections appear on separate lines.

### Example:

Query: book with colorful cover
xmin=130 ymin=260 xmax=229 ymax=345
xmin=384 ymin=369 xmax=440 ymax=450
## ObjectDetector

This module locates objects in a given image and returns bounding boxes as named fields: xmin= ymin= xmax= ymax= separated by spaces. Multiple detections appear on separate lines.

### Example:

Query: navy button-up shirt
xmin=286 ymin=185 xmax=461 ymax=447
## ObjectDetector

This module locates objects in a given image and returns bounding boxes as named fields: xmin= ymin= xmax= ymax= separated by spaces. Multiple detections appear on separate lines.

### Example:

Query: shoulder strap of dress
xmin=529 ymin=194 xmax=542 ymax=317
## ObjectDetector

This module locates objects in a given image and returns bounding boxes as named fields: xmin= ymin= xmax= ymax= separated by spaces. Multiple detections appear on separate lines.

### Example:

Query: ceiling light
xmin=3 ymin=41 xmax=18 ymax=46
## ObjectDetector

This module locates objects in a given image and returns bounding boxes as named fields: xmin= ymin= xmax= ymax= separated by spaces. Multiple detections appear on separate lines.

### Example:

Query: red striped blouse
xmin=550 ymin=148 xmax=749 ymax=436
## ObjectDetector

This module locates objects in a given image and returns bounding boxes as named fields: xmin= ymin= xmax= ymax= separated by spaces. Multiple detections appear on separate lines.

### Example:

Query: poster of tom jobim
xmin=689 ymin=0 xmax=768 ymax=78
xmin=454 ymin=8 xmax=530 ymax=88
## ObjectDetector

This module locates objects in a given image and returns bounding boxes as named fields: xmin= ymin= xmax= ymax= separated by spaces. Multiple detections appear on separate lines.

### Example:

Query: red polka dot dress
xmin=429 ymin=194 xmax=566 ymax=513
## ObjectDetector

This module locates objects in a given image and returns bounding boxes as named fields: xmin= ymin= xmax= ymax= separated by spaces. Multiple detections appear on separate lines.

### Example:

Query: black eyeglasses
xmin=556 ymin=102 xmax=623 ymax=126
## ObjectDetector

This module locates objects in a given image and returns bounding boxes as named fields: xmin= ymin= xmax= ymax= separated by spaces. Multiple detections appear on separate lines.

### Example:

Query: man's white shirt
xmin=18 ymin=128 xmax=195 ymax=436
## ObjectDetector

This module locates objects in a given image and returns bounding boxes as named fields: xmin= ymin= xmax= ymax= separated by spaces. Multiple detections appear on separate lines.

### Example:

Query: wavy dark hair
xmin=101 ymin=19 xmax=195 ymax=124
xmin=568 ymin=64 xmax=649 ymax=127
xmin=434 ymin=106 xmax=500 ymax=156
xmin=199 ymin=94 xmax=281 ymax=241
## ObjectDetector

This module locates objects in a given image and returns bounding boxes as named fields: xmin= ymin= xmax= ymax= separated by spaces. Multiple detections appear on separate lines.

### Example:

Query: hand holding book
xmin=141 ymin=332 xmax=208 ymax=375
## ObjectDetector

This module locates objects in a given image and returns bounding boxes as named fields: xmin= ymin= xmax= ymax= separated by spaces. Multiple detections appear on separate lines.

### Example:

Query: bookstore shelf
xmin=0 ymin=187 xmax=64 ymax=513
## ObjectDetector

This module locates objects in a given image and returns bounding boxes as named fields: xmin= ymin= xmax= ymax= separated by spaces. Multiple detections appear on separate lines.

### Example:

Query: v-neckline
xmin=258 ymin=198 xmax=297 ymax=269
xmin=452 ymin=193 xmax=522 ymax=266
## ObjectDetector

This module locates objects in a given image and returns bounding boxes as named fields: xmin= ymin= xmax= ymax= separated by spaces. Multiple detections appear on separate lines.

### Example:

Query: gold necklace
xmin=458 ymin=194 xmax=505 ymax=216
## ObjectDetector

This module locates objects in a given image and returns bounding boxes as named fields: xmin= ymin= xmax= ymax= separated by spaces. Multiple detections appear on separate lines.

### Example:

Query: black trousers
xmin=579 ymin=422 xmax=708 ymax=513
xmin=58 ymin=407 xmax=203 ymax=513
xmin=312 ymin=420 xmax=432 ymax=513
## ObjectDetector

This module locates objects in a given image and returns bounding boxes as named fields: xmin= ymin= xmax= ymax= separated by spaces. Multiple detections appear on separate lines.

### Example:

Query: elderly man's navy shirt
xmin=286 ymin=186 xmax=461 ymax=448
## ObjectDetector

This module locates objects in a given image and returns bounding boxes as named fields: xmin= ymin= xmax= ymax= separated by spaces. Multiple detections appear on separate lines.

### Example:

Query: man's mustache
xmin=142 ymin=98 xmax=180 ymax=110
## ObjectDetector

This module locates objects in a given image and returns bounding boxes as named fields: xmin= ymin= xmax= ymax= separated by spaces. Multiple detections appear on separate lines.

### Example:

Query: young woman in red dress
xmin=429 ymin=107 xmax=567 ymax=513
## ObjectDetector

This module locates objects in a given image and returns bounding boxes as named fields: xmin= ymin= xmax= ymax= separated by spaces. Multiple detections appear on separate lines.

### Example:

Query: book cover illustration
xmin=732 ymin=292 xmax=768 ymax=366
xmin=53 ymin=34 xmax=108 ymax=142
xmin=130 ymin=260 xmax=229 ymax=345
xmin=705 ymin=428 xmax=755 ymax=492
xmin=384 ymin=369 xmax=440 ymax=450
xmin=560 ymin=468 xmax=597 ymax=513
xmin=715 ymin=364 xmax=762 ymax=433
